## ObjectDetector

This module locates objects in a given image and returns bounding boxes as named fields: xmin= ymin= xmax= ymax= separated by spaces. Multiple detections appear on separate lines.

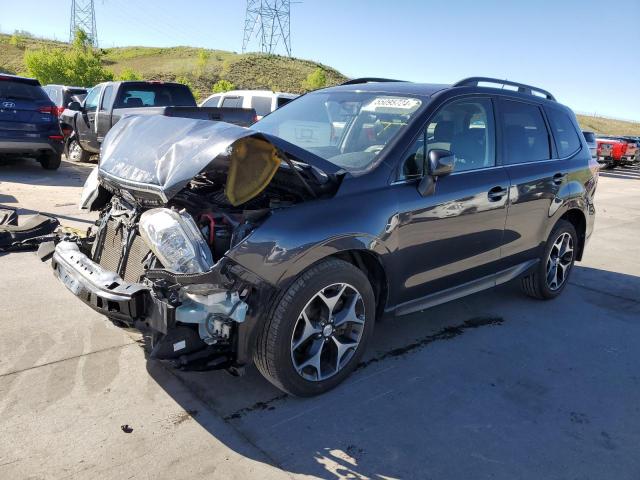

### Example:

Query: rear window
xmin=0 ymin=81 xmax=49 ymax=101
xmin=114 ymin=84 xmax=195 ymax=108
xmin=547 ymin=108 xmax=581 ymax=157
xmin=221 ymin=96 xmax=243 ymax=108
xmin=582 ymin=131 xmax=596 ymax=143
xmin=251 ymin=96 xmax=272 ymax=116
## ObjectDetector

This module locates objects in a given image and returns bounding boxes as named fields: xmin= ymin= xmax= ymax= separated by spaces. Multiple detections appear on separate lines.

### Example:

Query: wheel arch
xmin=559 ymin=208 xmax=587 ymax=261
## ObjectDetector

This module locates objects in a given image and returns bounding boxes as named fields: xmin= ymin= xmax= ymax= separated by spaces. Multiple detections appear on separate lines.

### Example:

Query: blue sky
xmin=3 ymin=0 xmax=639 ymax=120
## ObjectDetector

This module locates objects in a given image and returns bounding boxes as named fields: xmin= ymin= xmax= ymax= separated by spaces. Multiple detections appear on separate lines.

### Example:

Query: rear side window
xmin=114 ymin=84 xmax=196 ymax=108
xmin=500 ymin=100 xmax=551 ymax=164
xmin=0 ymin=81 xmax=49 ymax=101
xmin=277 ymin=97 xmax=293 ymax=108
xmin=251 ymin=96 xmax=272 ymax=116
xmin=201 ymin=95 xmax=221 ymax=107
xmin=582 ymin=131 xmax=596 ymax=143
xmin=546 ymin=108 xmax=582 ymax=157
xmin=221 ymin=96 xmax=243 ymax=108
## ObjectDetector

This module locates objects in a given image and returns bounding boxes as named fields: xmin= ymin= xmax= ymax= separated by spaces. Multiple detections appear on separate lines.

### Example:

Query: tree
xmin=24 ymin=29 xmax=113 ymax=86
xmin=195 ymin=49 xmax=210 ymax=77
xmin=118 ymin=68 xmax=142 ymax=81
xmin=302 ymin=68 xmax=327 ymax=91
xmin=212 ymin=79 xmax=235 ymax=93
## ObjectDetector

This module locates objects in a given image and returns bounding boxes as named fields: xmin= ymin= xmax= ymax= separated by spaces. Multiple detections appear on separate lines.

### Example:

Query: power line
xmin=70 ymin=0 xmax=98 ymax=46
xmin=242 ymin=0 xmax=292 ymax=56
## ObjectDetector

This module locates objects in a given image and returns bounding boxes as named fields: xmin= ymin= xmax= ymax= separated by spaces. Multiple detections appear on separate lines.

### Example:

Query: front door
xmin=391 ymin=96 xmax=510 ymax=306
xmin=76 ymin=84 xmax=102 ymax=152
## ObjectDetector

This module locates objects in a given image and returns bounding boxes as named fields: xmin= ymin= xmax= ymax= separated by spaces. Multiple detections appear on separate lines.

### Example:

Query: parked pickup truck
xmin=60 ymin=80 xmax=255 ymax=162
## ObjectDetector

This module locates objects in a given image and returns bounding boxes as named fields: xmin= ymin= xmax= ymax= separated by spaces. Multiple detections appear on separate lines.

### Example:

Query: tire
xmin=67 ymin=138 xmax=91 ymax=163
xmin=39 ymin=152 xmax=62 ymax=170
xmin=521 ymin=219 xmax=577 ymax=300
xmin=254 ymin=258 xmax=375 ymax=397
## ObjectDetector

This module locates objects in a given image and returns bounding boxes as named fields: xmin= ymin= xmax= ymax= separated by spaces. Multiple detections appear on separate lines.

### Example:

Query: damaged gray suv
xmin=51 ymin=77 xmax=597 ymax=396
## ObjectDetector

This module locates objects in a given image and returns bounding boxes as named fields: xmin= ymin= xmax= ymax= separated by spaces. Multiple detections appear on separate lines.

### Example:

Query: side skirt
xmin=390 ymin=259 xmax=539 ymax=317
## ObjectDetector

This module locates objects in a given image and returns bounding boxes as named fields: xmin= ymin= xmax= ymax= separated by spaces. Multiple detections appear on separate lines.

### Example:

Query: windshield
xmin=253 ymin=92 xmax=422 ymax=171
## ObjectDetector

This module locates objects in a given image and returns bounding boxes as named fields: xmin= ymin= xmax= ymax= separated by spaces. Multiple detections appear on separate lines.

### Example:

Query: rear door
xmin=497 ymin=98 xmax=566 ymax=266
xmin=76 ymin=84 xmax=102 ymax=151
xmin=0 ymin=80 xmax=57 ymax=140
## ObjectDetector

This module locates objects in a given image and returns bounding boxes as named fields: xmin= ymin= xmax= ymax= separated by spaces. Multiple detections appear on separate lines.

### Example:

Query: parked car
xmin=613 ymin=136 xmax=638 ymax=164
xmin=200 ymin=90 xmax=298 ymax=120
xmin=0 ymin=74 xmax=64 ymax=170
xmin=596 ymin=136 xmax=625 ymax=169
xmin=582 ymin=131 xmax=597 ymax=160
xmin=51 ymin=76 xmax=597 ymax=396
xmin=61 ymin=80 xmax=255 ymax=162
xmin=42 ymin=84 xmax=88 ymax=117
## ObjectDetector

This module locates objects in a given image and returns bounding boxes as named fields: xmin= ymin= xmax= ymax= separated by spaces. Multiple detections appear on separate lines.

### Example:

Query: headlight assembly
xmin=139 ymin=208 xmax=213 ymax=274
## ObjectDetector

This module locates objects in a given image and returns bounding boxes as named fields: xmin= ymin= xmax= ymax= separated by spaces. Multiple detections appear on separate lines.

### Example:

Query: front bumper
xmin=51 ymin=241 xmax=174 ymax=332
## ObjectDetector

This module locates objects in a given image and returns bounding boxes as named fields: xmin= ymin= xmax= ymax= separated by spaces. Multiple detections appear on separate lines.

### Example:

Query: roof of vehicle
xmin=0 ymin=73 xmax=40 ymax=86
xmin=44 ymin=84 xmax=88 ymax=92
xmin=209 ymin=89 xmax=298 ymax=98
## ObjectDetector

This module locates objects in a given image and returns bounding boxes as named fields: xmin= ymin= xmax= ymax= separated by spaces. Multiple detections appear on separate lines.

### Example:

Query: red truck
xmin=596 ymin=137 xmax=627 ymax=169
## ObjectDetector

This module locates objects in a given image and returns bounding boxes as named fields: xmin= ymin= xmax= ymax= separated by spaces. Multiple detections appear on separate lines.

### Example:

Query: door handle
xmin=553 ymin=173 xmax=567 ymax=185
xmin=488 ymin=186 xmax=507 ymax=201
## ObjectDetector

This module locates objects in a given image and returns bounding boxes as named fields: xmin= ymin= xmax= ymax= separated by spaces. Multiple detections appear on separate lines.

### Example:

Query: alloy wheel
xmin=68 ymin=141 xmax=82 ymax=162
xmin=546 ymin=232 xmax=574 ymax=291
xmin=290 ymin=283 xmax=366 ymax=381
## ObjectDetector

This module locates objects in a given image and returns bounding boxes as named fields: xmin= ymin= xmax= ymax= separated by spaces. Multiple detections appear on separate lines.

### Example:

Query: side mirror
xmin=417 ymin=149 xmax=455 ymax=197
xmin=428 ymin=149 xmax=455 ymax=176
xmin=67 ymin=101 xmax=82 ymax=111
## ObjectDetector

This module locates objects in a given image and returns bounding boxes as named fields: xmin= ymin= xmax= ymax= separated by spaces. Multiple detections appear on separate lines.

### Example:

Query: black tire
xmin=39 ymin=152 xmax=62 ymax=170
xmin=67 ymin=138 xmax=91 ymax=163
xmin=254 ymin=258 xmax=375 ymax=397
xmin=521 ymin=219 xmax=577 ymax=300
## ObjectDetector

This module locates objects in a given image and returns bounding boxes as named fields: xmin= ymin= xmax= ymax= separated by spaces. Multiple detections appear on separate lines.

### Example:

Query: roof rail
xmin=452 ymin=77 xmax=556 ymax=101
xmin=340 ymin=77 xmax=406 ymax=86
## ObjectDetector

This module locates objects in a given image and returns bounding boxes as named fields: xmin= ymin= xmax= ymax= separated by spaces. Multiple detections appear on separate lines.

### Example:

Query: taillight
xmin=38 ymin=106 xmax=55 ymax=115
xmin=53 ymin=106 xmax=66 ymax=117
xmin=48 ymin=135 xmax=64 ymax=141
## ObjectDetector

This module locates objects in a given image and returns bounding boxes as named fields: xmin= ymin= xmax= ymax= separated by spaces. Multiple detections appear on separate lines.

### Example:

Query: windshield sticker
xmin=363 ymin=97 xmax=421 ymax=113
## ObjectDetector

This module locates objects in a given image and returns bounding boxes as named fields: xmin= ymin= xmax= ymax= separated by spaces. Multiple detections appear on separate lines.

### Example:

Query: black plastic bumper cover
xmin=51 ymin=241 xmax=174 ymax=332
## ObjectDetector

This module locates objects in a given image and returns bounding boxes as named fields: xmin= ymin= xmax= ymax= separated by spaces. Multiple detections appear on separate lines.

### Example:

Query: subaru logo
xmin=1 ymin=101 xmax=15 ymax=108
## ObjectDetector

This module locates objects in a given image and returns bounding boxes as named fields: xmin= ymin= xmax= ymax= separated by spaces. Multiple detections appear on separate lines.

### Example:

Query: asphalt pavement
xmin=1 ymin=157 xmax=639 ymax=479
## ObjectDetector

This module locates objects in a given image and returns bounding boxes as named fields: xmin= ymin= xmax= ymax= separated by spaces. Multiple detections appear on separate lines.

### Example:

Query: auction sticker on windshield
xmin=363 ymin=97 xmax=421 ymax=114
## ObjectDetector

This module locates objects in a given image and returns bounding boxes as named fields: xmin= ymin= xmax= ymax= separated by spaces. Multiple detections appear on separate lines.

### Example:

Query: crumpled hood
xmin=98 ymin=115 xmax=341 ymax=202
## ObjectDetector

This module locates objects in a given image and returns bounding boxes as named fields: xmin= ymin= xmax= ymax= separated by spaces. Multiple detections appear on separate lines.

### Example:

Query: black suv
xmin=0 ymin=74 xmax=64 ymax=169
xmin=51 ymin=77 xmax=597 ymax=396
xmin=42 ymin=84 xmax=88 ymax=117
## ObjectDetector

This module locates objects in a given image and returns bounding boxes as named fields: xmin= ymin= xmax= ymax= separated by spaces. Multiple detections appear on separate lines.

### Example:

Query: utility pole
xmin=242 ymin=0 xmax=292 ymax=57
xmin=69 ymin=0 xmax=98 ymax=46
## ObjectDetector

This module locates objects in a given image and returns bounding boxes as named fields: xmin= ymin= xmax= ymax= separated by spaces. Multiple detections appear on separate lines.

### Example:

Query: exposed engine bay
xmin=51 ymin=115 xmax=342 ymax=372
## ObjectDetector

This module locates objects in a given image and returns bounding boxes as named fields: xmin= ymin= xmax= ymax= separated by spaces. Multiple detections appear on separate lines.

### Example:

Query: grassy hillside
xmin=0 ymin=33 xmax=346 ymax=101
xmin=2 ymin=33 xmax=638 ymax=135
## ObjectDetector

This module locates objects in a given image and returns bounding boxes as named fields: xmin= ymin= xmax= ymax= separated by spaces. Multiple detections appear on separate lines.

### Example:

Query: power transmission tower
xmin=69 ymin=0 xmax=98 ymax=46
xmin=242 ymin=0 xmax=292 ymax=56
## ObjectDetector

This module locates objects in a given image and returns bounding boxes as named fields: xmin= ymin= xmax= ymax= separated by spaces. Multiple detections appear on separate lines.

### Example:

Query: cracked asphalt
xmin=1 ymin=157 xmax=639 ymax=479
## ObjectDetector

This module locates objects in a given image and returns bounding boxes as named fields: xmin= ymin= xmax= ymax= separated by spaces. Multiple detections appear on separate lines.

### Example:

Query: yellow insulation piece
xmin=225 ymin=136 xmax=282 ymax=206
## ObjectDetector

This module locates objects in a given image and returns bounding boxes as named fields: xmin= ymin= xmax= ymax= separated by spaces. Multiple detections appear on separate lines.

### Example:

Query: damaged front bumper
xmin=51 ymin=241 xmax=166 ymax=327
xmin=51 ymin=240 xmax=267 ymax=367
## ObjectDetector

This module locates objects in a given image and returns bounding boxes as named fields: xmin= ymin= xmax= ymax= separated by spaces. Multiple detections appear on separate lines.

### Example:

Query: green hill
xmin=1 ymin=32 xmax=638 ymax=135
xmin=0 ymin=33 xmax=346 ymax=101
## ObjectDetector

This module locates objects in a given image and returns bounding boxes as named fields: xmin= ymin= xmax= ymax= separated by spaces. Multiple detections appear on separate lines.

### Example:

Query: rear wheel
xmin=254 ymin=258 xmax=375 ymax=396
xmin=39 ymin=152 xmax=62 ymax=170
xmin=67 ymin=138 xmax=91 ymax=163
xmin=521 ymin=219 xmax=577 ymax=300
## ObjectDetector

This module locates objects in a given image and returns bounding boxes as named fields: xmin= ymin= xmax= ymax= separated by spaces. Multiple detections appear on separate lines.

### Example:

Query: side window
xmin=84 ymin=86 xmax=101 ymax=112
xmin=425 ymin=97 xmax=495 ymax=173
xmin=100 ymin=85 xmax=113 ymax=111
xmin=277 ymin=97 xmax=293 ymax=108
xmin=251 ymin=96 xmax=272 ymax=116
xmin=221 ymin=96 xmax=243 ymax=108
xmin=546 ymin=108 xmax=581 ymax=157
xmin=201 ymin=95 xmax=221 ymax=107
xmin=500 ymin=100 xmax=551 ymax=164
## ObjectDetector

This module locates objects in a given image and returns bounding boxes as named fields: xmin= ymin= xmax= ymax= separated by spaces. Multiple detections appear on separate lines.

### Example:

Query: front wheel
xmin=254 ymin=258 xmax=375 ymax=396
xmin=521 ymin=219 xmax=577 ymax=300
xmin=67 ymin=138 xmax=91 ymax=163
